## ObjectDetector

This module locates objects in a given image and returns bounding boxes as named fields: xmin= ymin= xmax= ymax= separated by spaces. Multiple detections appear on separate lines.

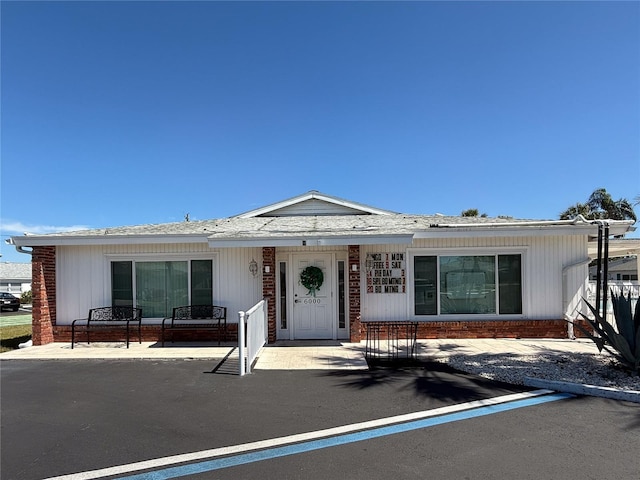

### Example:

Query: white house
xmin=9 ymin=191 xmax=637 ymax=346
xmin=0 ymin=262 xmax=32 ymax=295
xmin=589 ymin=255 xmax=638 ymax=281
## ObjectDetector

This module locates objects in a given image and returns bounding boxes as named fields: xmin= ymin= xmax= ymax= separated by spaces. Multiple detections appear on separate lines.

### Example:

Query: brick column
xmin=262 ymin=247 xmax=277 ymax=343
xmin=348 ymin=245 xmax=362 ymax=342
xmin=31 ymin=246 xmax=56 ymax=345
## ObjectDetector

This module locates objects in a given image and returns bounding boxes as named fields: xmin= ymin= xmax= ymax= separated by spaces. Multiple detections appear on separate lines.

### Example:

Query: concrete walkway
xmin=0 ymin=338 xmax=601 ymax=369
xmin=416 ymin=337 xmax=602 ymax=358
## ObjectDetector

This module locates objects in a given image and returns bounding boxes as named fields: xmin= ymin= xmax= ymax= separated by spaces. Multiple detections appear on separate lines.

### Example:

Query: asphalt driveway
xmin=1 ymin=359 xmax=638 ymax=480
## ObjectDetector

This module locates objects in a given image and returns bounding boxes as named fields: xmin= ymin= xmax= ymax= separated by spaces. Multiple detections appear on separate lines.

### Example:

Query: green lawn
xmin=0 ymin=324 xmax=32 ymax=353
xmin=0 ymin=313 xmax=32 ymax=327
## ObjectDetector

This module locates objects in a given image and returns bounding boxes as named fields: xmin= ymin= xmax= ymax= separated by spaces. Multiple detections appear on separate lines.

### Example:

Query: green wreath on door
xmin=299 ymin=266 xmax=324 ymax=297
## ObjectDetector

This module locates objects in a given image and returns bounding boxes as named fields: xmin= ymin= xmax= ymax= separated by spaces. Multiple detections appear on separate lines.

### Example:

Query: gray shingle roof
xmin=14 ymin=213 xmax=590 ymax=242
xmin=9 ymin=188 xmax=635 ymax=247
xmin=204 ymin=214 xmax=520 ymax=240
xmin=0 ymin=262 xmax=31 ymax=280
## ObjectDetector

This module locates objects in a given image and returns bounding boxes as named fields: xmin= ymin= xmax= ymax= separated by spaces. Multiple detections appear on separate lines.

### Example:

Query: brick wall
xmin=570 ymin=318 xmax=594 ymax=339
xmin=54 ymin=319 xmax=569 ymax=345
xmin=31 ymin=246 xmax=56 ymax=345
xmin=414 ymin=319 xmax=569 ymax=339
xmin=358 ymin=319 xmax=570 ymax=342
xmin=54 ymin=325 xmax=237 ymax=344
xmin=262 ymin=247 xmax=276 ymax=343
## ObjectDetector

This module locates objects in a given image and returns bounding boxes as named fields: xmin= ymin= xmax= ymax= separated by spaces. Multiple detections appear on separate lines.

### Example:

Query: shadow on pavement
xmin=322 ymin=359 xmax=527 ymax=403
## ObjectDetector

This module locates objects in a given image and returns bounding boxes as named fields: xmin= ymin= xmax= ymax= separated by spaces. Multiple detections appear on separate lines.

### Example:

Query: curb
xmin=524 ymin=377 xmax=640 ymax=404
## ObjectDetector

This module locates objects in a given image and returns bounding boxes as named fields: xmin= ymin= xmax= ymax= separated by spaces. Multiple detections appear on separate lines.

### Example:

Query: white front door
xmin=292 ymin=253 xmax=334 ymax=339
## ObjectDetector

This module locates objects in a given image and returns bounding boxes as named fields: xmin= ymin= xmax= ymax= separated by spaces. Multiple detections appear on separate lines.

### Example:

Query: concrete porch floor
xmin=0 ymin=338 xmax=602 ymax=370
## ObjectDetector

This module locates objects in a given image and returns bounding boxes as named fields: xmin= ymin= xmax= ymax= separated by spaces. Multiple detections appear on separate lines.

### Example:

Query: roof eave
xmin=415 ymin=220 xmax=634 ymax=239
xmin=10 ymin=234 xmax=210 ymax=247
xmin=208 ymin=234 xmax=414 ymax=248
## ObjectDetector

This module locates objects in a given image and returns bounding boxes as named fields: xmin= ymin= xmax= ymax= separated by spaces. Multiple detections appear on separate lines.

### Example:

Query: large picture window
xmin=110 ymin=259 xmax=213 ymax=318
xmin=413 ymin=254 xmax=522 ymax=316
xmin=111 ymin=261 xmax=133 ymax=307
xmin=191 ymin=260 xmax=214 ymax=306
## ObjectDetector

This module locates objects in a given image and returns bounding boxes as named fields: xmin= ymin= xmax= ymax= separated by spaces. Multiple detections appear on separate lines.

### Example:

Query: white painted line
xmin=119 ymin=392 xmax=574 ymax=479
xmin=44 ymin=389 xmax=555 ymax=480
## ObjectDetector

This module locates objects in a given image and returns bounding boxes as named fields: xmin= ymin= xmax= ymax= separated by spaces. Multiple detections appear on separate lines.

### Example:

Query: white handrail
xmin=238 ymin=299 xmax=268 ymax=376
xmin=238 ymin=311 xmax=246 ymax=376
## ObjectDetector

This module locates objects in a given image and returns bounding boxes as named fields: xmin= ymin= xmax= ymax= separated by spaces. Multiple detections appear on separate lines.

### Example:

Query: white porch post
xmin=238 ymin=311 xmax=246 ymax=376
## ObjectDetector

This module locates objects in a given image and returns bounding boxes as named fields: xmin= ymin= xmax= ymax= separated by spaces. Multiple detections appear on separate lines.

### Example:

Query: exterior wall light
xmin=249 ymin=259 xmax=258 ymax=277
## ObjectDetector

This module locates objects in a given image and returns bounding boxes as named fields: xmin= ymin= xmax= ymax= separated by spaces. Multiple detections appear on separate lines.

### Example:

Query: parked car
xmin=0 ymin=292 xmax=20 ymax=312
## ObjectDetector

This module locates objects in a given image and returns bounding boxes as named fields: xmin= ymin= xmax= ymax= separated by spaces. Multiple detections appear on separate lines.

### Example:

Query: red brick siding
xmin=570 ymin=318 xmax=594 ymax=338
xmin=56 ymin=319 xmax=569 ymax=344
xmin=31 ymin=246 xmax=56 ymax=345
xmin=415 ymin=319 xmax=568 ymax=338
xmin=359 ymin=319 xmax=569 ymax=340
xmin=56 ymin=325 xmax=238 ymax=344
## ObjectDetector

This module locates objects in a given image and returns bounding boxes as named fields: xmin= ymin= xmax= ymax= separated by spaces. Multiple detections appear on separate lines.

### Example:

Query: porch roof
xmin=587 ymin=238 xmax=640 ymax=258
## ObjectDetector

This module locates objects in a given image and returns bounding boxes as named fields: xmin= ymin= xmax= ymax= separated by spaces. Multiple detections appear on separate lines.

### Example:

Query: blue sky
xmin=1 ymin=1 xmax=639 ymax=263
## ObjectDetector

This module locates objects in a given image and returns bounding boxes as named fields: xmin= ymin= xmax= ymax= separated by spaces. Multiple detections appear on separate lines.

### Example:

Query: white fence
xmin=585 ymin=281 xmax=639 ymax=322
xmin=238 ymin=299 xmax=268 ymax=376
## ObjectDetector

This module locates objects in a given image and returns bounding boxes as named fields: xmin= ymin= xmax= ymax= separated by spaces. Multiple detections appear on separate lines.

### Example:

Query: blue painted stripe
xmin=120 ymin=392 xmax=573 ymax=480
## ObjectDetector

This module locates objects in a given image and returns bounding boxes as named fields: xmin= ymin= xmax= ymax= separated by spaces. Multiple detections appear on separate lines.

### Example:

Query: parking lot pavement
xmin=2 ymin=359 xmax=639 ymax=480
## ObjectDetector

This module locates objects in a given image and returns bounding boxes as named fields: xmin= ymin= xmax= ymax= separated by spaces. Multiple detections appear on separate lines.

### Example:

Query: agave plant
xmin=575 ymin=290 xmax=640 ymax=374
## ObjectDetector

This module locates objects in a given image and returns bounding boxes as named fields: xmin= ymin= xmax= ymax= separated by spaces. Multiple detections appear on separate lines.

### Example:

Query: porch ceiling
xmin=587 ymin=238 xmax=640 ymax=259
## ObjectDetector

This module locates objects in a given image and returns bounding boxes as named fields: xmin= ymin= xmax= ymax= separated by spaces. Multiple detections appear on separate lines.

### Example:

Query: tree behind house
xmin=461 ymin=209 xmax=487 ymax=217
xmin=560 ymin=188 xmax=637 ymax=222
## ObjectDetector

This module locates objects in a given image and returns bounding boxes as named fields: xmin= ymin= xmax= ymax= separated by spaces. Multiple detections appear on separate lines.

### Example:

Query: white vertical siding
xmin=266 ymin=199 xmax=368 ymax=216
xmin=57 ymin=246 xmax=107 ymax=323
xmin=215 ymin=246 xmax=263 ymax=320
xmin=55 ymin=234 xmax=590 ymax=325
xmin=56 ymin=244 xmax=263 ymax=325
xmin=525 ymin=235 xmax=589 ymax=319
xmin=360 ymin=235 xmax=589 ymax=321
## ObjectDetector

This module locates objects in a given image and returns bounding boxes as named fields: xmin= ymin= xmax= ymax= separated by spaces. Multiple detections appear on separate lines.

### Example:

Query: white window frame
xmin=336 ymin=252 xmax=350 ymax=339
xmin=104 ymin=253 xmax=219 ymax=323
xmin=275 ymin=255 xmax=289 ymax=339
xmin=407 ymin=247 xmax=528 ymax=321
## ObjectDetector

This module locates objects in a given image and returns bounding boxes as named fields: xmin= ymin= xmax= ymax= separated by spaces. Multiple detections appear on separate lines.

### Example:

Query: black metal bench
xmin=161 ymin=305 xmax=227 ymax=346
xmin=71 ymin=306 xmax=142 ymax=349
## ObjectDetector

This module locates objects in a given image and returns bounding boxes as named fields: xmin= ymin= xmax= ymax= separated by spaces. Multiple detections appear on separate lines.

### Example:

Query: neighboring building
xmin=0 ymin=262 xmax=32 ymax=295
xmin=8 ymin=191 xmax=638 ymax=346
xmin=589 ymin=255 xmax=638 ymax=281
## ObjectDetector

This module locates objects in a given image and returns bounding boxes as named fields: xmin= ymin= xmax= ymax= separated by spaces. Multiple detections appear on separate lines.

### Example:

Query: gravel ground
xmin=437 ymin=351 xmax=640 ymax=392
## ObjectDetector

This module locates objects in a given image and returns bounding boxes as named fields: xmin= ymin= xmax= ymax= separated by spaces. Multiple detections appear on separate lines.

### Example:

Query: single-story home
xmin=589 ymin=255 xmax=639 ymax=281
xmin=9 ymin=191 xmax=638 ymax=346
xmin=0 ymin=262 xmax=32 ymax=295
